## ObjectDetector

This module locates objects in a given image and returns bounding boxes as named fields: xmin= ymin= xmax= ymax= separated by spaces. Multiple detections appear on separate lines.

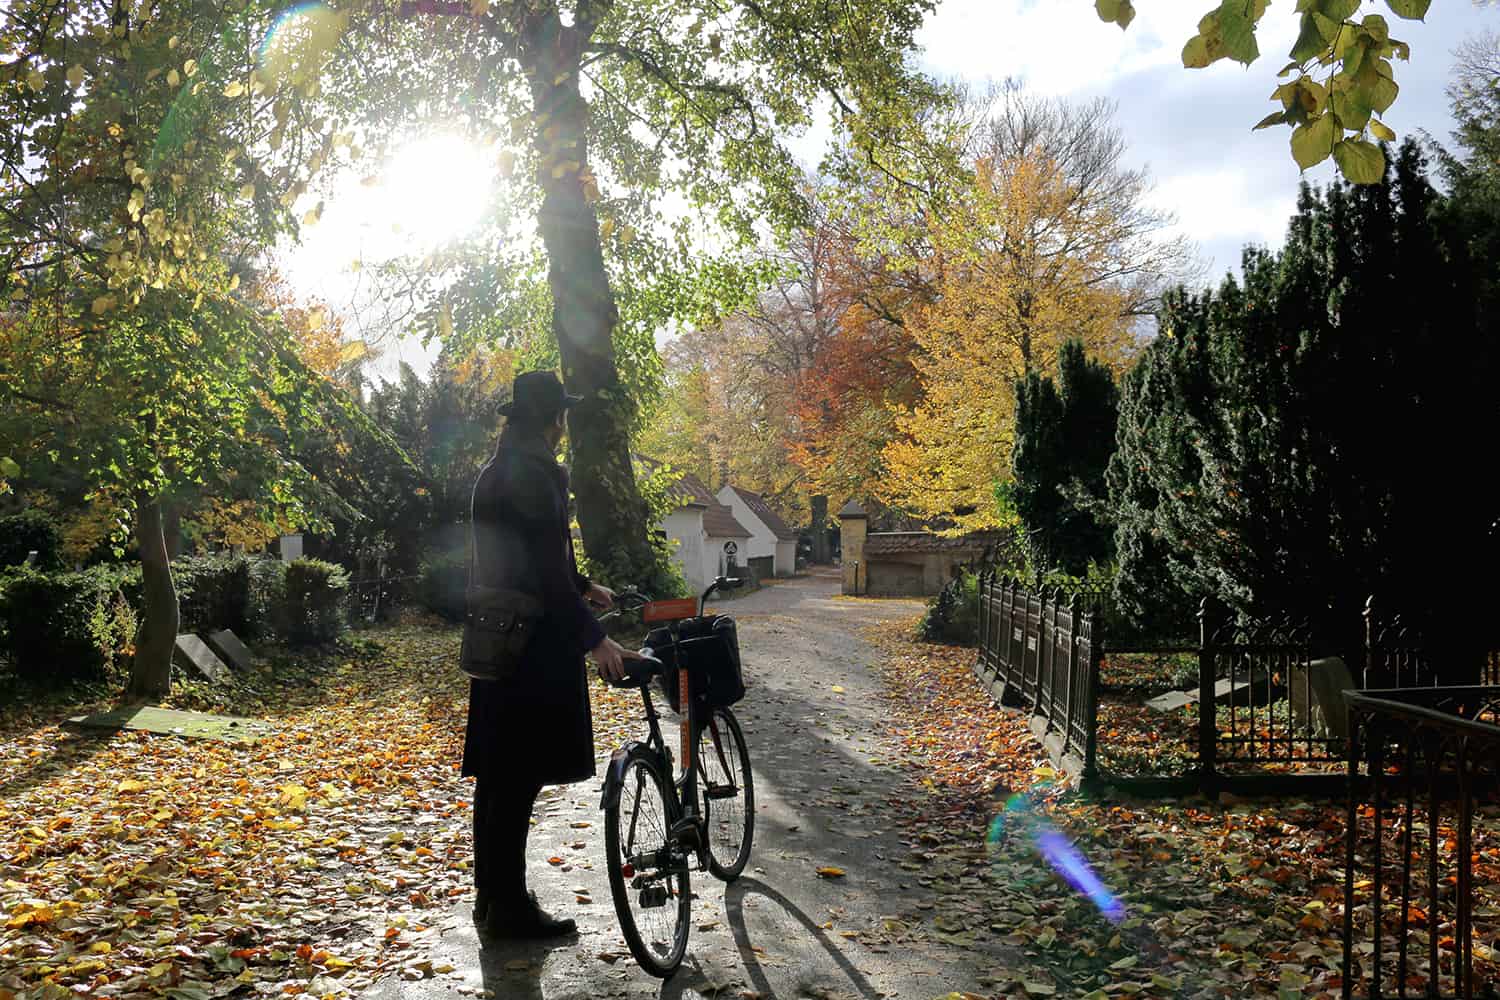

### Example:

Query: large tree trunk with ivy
xmin=129 ymin=495 xmax=178 ymax=699
xmin=526 ymin=14 xmax=654 ymax=586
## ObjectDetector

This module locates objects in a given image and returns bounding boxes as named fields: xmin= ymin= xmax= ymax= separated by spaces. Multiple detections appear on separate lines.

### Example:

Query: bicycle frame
xmin=599 ymin=578 xmax=741 ymax=864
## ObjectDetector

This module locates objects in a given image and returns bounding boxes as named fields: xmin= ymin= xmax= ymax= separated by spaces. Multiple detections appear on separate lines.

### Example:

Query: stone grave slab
xmin=174 ymin=634 xmax=230 ymax=685
xmin=1146 ymin=669 xmax=1273 ymax=713
xmin=65 ymin=705 xmax=271 ymax=744
xmin=206 ymin=629 xmax=255 ymax=672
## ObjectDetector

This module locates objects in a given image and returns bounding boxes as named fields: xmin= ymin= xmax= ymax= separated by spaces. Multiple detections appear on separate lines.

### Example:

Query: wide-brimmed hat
xmin=497 ymin=370 xmax=584 ymax=419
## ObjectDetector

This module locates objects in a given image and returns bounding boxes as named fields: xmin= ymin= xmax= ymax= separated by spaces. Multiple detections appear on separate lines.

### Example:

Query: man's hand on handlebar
xmin=590 ymin=636 xmax=641 ymax=683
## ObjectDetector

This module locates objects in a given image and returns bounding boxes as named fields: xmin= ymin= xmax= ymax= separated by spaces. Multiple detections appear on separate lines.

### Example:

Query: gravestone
xmin=1146 ymin=669 xmax=1274 ymax=713
xmin=1289 ymin=656 xmax=1355 ymax=740
xmin=67 ymin=705 xmax=271 ymax=744
xmin=173 ymin=634 xmax=230 ymax=685
xmin=206 ymin=629 xmax=255 ymax=672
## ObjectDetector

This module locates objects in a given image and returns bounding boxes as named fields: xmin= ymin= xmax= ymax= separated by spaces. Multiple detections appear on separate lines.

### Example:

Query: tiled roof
xmin=863 ymin=531 xmax=1000 ymax=557
xmin=634 ymin=455 xmax=753 ymax=539
xmin=703 ymin=503 xmax=753 ymax=539
xmin=726 ymin=485 xmax=799 ymax=541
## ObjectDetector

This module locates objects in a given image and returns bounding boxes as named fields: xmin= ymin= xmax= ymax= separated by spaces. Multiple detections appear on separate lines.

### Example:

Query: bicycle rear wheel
xmin=604 ymin=748 xmax=691 ymax=977
xmin=698 ymin=706 xmax=755 ymax=881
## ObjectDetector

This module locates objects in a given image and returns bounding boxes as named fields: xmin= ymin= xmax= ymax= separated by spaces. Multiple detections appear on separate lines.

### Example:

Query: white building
xmin=637 ymin=459 xmax=753 ymax=594
xmin=717 ymin=485 xmax=798 ymax=578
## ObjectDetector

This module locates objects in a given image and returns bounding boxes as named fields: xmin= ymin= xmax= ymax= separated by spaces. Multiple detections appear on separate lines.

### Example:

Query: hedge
xmin=0 ymin=565 xmax=139 ymax=681
xmin=275 ymin=558 xmax=350 ymax=645
xmin=0 ymin=510 xmax=64 ymax=571
xmin=174 ymin=554 xmax=250 ymax=635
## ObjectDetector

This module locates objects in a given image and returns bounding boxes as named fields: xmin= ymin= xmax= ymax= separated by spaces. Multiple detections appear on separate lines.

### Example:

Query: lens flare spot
xmin=258 ymin=3 xmax=344 ymax=86
xmin=987 ymin=789 xmax=1124 ymax=924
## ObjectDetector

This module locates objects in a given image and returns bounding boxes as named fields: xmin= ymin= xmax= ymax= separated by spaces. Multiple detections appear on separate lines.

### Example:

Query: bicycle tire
xmin=604 ymin=747 xmax=691 ymax=977
xmin=698 ymin=706 xmax=755 ymax=881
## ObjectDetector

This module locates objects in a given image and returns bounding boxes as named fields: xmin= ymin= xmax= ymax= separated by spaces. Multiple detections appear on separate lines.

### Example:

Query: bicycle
xmin=595 ymin=576 xmax=756 ymax=977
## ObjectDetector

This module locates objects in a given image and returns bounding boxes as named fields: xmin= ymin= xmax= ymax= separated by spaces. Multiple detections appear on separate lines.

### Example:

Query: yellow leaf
xmin=168 ymin=34 xmax=179 ymax=49
xmin=26 ymin=69 xmax=45 ymax=92
xmin=91 ymin=295 xmax=117 ymax=316
xmin=228 ymin=273 xmax=240 ymax=291
xmin=438 ymin=300 xmax=454 ymax=338
xmin=166 ymin=69 xmax=180 ymax=87
xmin=816 ymin=866 xmax=846 ymax=878
xmin=238 ymin=182 xmax=255 ymax=199
xmin=66 ymin=64 xmax=85 ymax=89
xmin=302 ymin=201 xmax=323 ymax=226
xmin=831 ymin=685 xmax=845 ymax=694
xmin=599 ymin=217 xmax=615 ymax=240
xmin=183 ymin=59 xmax=198 ymax=77
xmin=223 ymin=81 xmax=245 ymax=98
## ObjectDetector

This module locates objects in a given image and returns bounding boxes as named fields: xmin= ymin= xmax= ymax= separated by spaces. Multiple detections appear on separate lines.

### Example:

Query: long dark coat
xmin=461 ymin=431 xmax=606 ymax=784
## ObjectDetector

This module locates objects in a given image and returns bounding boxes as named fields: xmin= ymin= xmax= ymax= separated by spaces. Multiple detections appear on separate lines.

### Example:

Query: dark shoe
xmin=483 ymin=893 xmax=576 ymax=938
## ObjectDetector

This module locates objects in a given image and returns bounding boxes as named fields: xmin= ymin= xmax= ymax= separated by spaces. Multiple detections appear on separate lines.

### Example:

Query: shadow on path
xmin=724 ymin=877 xmax=882 ymax=1000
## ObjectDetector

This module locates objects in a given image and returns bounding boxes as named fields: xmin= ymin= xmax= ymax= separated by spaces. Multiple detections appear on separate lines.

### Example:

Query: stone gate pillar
xmin=838 ymin=500 xmax=868 ymax=596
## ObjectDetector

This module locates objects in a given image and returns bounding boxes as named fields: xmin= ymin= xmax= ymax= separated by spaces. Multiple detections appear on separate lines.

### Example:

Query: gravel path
xmin=368 ymin=571 xmax=999 ymax=1000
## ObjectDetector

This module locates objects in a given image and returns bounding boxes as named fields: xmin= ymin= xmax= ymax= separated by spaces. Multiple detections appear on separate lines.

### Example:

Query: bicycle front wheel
xmin=698 ymin=706 xmax=755 ymax=881
xmin=605 ymin=748 xmax=691 ymax=977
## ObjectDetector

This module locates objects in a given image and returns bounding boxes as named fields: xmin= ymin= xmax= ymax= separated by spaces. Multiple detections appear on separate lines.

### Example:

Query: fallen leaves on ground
xmin=862 ymin=617 xmax=1500 ymax=999
xmin=0 ymin=619 xmax=644 ymax=1000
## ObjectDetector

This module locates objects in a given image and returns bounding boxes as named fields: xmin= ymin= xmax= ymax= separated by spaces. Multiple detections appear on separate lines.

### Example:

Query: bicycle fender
xmin=599 ymin=741 xmax=652 ymax=811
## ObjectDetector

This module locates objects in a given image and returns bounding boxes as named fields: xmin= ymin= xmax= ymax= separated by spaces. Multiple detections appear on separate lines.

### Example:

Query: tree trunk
xmin=526 ymin=16 xmax=654 ymax=584
xmin=810 ymin=494 xmax=830 ymax=564
xmin=163 ymin=502 xmax=182 ymax=559
xmin=128 ymin=495 xmax=178 ymax=700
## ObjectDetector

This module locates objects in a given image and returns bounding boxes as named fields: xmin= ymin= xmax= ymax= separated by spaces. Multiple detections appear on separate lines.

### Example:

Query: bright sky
xmin=909 ymin=1 xmax=1499 ymax=281
xmin=284 ymin=1 xmax=1500 ymax=382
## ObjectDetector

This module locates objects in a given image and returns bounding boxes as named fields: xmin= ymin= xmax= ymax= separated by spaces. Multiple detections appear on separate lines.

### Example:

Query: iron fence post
xmin=1341 ymin=700 xmax=1359 ymax=1000
xmin=1198 ymin=597 xmax=1218 ymax=800
xmin=1082 ymin=607 xmax=1100 ymax=784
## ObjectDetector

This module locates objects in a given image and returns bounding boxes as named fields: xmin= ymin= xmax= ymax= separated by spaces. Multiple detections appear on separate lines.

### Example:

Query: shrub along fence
xmin=974 ymin=572 xmax=1496 ymax=797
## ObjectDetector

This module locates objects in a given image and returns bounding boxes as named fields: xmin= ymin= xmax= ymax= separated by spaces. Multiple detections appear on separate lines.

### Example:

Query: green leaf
xmin=1332 ymin=137 xmax=1386 ymax=184
xmin=1253 ymin=111 xmax=1287 ymax=130
xmin=0 ymin=457 xmax=19 ymax=478
xmin=1290 ymin=15 xmax=1327 ymax=62
xmin=1182 ymin=34 xmax=1212 ymax=69
xmin=1095 ymin=0 xmax=1121 ymax=20
xmin=1216 ymin=3 xmax=1260 ymax=64
xmin=1384 ymin=0 xmax=1430 ymax=18
xmin=1291 ymin=113 xmax=1339 ymax=169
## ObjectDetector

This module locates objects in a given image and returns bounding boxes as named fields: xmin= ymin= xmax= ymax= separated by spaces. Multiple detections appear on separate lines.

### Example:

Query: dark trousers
xmin=473 ymin=774 xmax=543 ymax=907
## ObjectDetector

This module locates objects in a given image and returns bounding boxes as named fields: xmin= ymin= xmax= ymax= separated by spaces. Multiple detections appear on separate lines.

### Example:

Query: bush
xmin=275 ymin=557 xmax=349 ymax=645
xmin=173 ymin=554 xmax=250 ymax=634
xmin=0 ymin=510 xmax=64 ymax=571
xmin=417 ymin=547 xmax=466 ymax=622
xmin=246 ymin=557 xmax=287 ymax=638
xmin=918 ymin=571 xmax=980 ymax=646
xmin=0 ymin=565 xmax=139 ymax=682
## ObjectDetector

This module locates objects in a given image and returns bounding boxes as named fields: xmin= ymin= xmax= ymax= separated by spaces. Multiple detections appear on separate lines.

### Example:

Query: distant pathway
xmin=369 ymin=572 xmax=1002 ymax=1000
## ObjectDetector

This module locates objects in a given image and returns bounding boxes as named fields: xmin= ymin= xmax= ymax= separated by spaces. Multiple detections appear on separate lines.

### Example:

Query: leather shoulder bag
xmin=460 ymin=584 xmax=545 ymax=681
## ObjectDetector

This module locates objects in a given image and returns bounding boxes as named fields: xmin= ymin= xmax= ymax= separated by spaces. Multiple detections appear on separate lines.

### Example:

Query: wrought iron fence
xmin=975 ymin=571 xmax=1101 ymax=779
xmin=974 ymin=576 xmax=1494 ymax=794
xmin=1342 ymin=688 xmax=1500 ymax=998
xmin=1198 ymin=605 xmax=1345 ymax=780
xmin=345 ymin=574 xmax=423 ymax=627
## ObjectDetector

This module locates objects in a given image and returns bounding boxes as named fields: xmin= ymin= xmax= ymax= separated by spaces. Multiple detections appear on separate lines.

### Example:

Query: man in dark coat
xmin=462 ymin=369 xmax=636 ymax=937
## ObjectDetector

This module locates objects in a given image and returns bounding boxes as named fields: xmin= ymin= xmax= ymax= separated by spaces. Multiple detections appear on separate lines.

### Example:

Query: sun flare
xmin=371 ymin=133 xmax=497 ymax=250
